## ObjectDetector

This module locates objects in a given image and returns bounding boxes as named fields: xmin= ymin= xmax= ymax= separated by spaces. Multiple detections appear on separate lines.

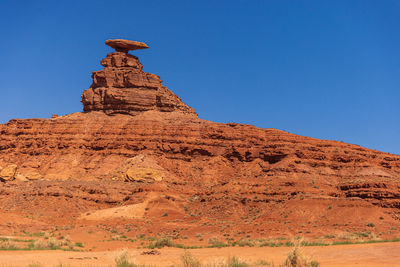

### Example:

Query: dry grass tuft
xmin=283 ymin=238 xmax=319 ymax=267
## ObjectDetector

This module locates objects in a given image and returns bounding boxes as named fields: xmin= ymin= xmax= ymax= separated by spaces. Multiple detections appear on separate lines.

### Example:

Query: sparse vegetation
xmin=147 ymin=237 xmax=201 ymax=250
xmin=115 ymin=250 xmax=135 ymax=267
xmin=0 ymin=233 xmax=80 ymax=251
xmin=179 ymin=251 xmax=202 ymax=267
xmin=0 ymin=239 xmax=18 ymax=250
xmin=114 ymin=250 xmax=150 ymax=267
xmin=207 ymin=237 xmax=228 ymax=248
xmin=227 ymin=256 xmax=249 ymax=267
xmin=284 ymin=247 xmax=319 ymax=267
xmin=150 ymin=237 xmax=174 ymax=249
xmin=283 ymin=239 xmax=319 ymax=267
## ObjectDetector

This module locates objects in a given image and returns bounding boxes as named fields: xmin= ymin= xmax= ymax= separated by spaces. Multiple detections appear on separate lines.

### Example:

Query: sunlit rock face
xmin=81 ymin=39 xmax=196 ymax=116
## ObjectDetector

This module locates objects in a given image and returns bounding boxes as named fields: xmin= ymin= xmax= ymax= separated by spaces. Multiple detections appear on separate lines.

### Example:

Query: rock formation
xmin=0 ymin=39 xmax=399 ymax=243
xmin=0 ymin=164 xmax=17 ymax=181
xmin=105 ymin=39 xmax=149 ymax=52
xmin=81 ymin=39 xmax=196 ymax=116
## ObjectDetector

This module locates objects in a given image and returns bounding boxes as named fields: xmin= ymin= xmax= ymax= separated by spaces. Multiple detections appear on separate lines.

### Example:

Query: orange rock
xmin=0 ymin=164 xmax=17 ymax=181
xmin=105 ymin=39 xmax=149 ymax=53
xmin=25 ymin=172 xmax=42 ymax=181
xmin=81 ymin=45 xmax=196 ymax=116
xmin=14 ymin=173 xmax=28 ymax=182
xmin=125 ymin=167 xmax=164 ymax=183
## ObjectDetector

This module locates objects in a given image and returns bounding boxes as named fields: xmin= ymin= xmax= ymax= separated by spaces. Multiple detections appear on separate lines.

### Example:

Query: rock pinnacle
xmin=81 ymin=39 xmax=196 ymax=116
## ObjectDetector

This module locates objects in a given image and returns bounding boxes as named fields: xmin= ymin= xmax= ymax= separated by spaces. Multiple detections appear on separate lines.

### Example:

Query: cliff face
xmin=0 ymin=110 xmax=399 ymax=205
xmin=0 ymin=39 xmax=399 ymax=242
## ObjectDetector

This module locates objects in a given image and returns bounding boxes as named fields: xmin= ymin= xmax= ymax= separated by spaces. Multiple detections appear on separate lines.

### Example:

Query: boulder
xmin=25 ymin=172 xmax=43 ymax=181
xmin=125 ymin=167 xmax=164 ymax=183
xmin=14 ymin=174 xmax=28 ymax=182
xmin=109 ymin=154 xmax=168 ymax=183
xmin=0 ymin=164 xmax=17 ymax=181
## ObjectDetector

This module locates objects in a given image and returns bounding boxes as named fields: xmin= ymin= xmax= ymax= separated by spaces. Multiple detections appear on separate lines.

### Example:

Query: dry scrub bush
xmin=171 ymin=249 xmax=319 ymax=267
xmin=174 ymin=252 xmax=263 ymax=267
xmin=47 ymin=237 xmax=61 ymax=249
xmin=236 ymin=238 xmax=256 ymax=247
xmin=179 ymin=251 xmax=203 ymax=267
xmin=283 ymin=239 xmax=319 ymax=267
xmin=115 ymin=250 xmax=134 ymax=267
xmin=0 ymin=240 xmax=18 ymax=250
xmin=33 ymin=239 xmax=48 ymax=249
xmin=226 ymin=256 xmax=249 ymax=267
xmin=115 ymin=249 xmax=149 ymax=267
xmin=154 ymin=237 xmax=174 ymax=248
xmin=33 ymin=236 xmax=74 ymax=250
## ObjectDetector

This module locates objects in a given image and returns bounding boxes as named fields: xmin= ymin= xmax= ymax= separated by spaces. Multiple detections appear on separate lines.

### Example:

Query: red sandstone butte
xmin=0 ymin=39 xmax=399 ymax=244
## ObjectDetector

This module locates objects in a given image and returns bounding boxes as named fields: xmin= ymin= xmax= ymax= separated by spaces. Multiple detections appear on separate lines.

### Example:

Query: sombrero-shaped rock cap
xmin=105 ymin=39 xmax=149 ymax=53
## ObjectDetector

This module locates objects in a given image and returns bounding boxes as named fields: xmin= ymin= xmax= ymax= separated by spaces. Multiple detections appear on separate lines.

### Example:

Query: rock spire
xmin=81 ymin=39 xmax=196 ymax=116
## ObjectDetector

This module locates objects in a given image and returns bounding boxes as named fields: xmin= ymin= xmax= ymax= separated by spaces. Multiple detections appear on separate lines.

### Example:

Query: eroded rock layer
xmin=0 ymin=111 xmax=400 ymax=236
xmin=0 ymin=39 xmax=399 ymax=244
xmin=0 ymin=111 xmax=399 ymax=184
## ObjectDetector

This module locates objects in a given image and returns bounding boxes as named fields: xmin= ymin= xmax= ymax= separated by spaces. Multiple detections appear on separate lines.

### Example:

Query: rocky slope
xmin=0 ymin=39 xmax=399 ymax=245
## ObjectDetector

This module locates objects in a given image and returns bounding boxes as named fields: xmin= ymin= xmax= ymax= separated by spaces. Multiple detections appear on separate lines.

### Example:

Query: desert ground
xmin=0 ymin=242 xmax=399 ymax=266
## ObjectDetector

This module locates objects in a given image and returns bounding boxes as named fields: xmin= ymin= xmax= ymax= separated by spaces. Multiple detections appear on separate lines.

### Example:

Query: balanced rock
xmin=81 ymin=39 xmax=196 ymax=116
xmin=105 ymin=39 xmax=149 ymax=53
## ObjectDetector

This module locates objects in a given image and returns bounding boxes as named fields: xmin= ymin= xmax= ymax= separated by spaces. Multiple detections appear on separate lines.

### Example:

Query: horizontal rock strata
xmin=0 ymin=39 xmax=399 ymax=239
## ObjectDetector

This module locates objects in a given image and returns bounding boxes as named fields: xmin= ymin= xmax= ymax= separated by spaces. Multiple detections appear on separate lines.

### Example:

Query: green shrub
xmin=207 ymin=237 xmax=228 ymax=248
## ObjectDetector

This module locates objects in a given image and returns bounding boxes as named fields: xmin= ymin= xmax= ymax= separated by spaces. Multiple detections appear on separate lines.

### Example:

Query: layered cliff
xmin=0 ymin=111 xmax=399 ymax=183
xmin=0 ymin=39 xmax=399 ymax=243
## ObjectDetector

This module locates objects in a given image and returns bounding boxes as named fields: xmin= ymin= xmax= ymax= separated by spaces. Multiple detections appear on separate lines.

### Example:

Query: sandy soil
xmin=0 ymin=242 xmax=399 ymax=266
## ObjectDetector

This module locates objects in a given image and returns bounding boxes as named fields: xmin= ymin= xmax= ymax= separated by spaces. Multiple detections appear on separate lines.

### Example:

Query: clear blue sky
xmin=1 ymin=0 xmax=399 ymax=155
